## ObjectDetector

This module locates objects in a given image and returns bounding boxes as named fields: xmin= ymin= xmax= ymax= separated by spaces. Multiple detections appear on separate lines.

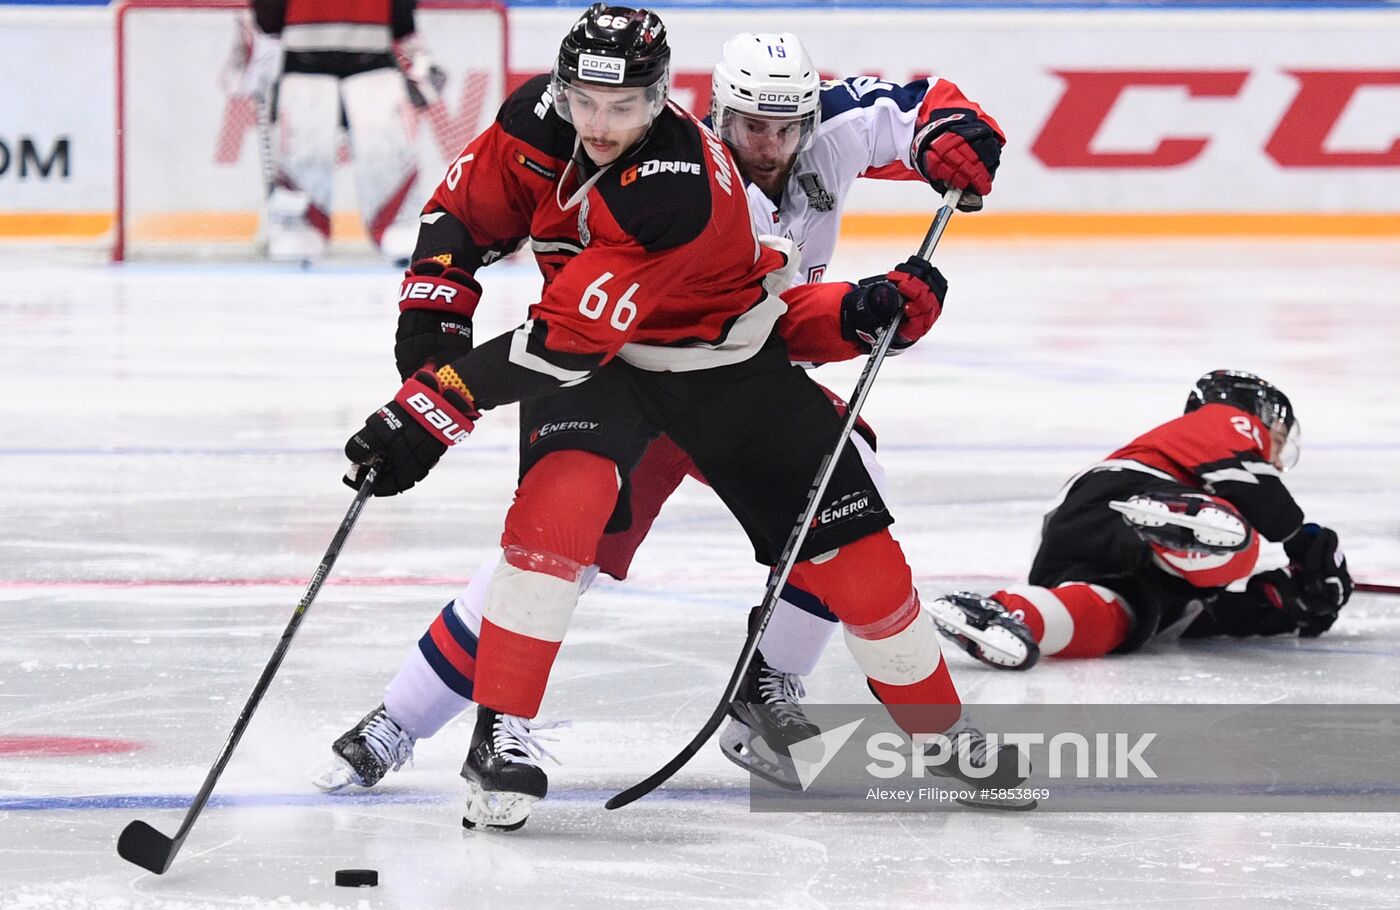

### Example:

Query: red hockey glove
xmin=840 ymin=256 xmax=947 ymax=354
xmin=344 ymin=369 xmax=478 ymax=496
xmin=912 ymin=108 xmax=1003 ymax=212
xmin=395 ymin=259 xmax=482 ymax=380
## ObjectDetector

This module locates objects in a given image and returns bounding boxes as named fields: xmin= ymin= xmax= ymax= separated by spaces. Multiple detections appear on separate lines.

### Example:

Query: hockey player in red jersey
xmin=245 ymin=0 xmax=445 ymax=262
xmin=931 ymin=370 xmax=1354 ymax=669
xmin=323 ymin=5 xmax=1020 ymax=829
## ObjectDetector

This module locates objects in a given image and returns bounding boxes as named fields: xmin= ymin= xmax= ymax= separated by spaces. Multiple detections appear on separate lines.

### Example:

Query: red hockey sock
xmin=474 ymin=451 xmax=619 ymax=716
xmin=791 ymin=530 xmax=961 ymax=733
xmin=993 ymin=584 xmax=1132 ymax=658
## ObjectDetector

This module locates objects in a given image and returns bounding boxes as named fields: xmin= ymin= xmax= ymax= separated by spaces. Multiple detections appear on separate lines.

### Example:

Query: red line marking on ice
xmin=0 ymin=576 xmax=470 ymax=589
xmin=0 ymin=572 xmax=1017 ymax=590
xmin=0 ymin=735 xmax=145 ymax=757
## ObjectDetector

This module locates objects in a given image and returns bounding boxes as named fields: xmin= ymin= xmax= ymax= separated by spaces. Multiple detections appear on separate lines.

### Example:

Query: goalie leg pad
xmin=340 ymin=67 xmax=419 ymax=254
xmin=273 ymin=72 xmax=338 ymax=218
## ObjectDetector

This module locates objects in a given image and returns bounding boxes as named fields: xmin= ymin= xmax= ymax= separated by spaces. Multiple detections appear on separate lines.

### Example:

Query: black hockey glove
xmin=840 ymin=257 xmax=947 ymax=354
xmin=1249 ymin=567 xmax=1343 ymax=638
xmin=1283 ymin=524 xmax=1353 ymax=624
xmin=911 ymin=108 xmax=1003 ymax=212
xmin=1187 ymin=570 xmax=1300 ymax=638
xmin=344 ymin=370 xmax=478 ymax=496
xmin=394 ymin=259 xmax=481 ymax=380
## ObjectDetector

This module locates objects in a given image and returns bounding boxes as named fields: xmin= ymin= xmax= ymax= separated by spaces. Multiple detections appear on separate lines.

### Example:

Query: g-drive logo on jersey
xmin=529 ymin=420 xmax=602 ymax=446
xmin=621 ymin=159 xmax=703 ymax=185
xmin=578 ymin=53 xmax=626 ymax=85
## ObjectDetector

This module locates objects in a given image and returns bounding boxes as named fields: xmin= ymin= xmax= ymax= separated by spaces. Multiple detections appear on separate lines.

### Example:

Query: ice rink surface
xmin=3 ymin=238 xmax=1399 ymax=908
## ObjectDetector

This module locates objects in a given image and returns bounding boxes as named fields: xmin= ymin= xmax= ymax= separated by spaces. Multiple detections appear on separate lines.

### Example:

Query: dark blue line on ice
xmin=1 ymin=787 xmax=740 ymax=812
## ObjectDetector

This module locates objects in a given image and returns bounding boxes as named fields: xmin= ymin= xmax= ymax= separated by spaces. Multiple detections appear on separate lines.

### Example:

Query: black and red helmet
xmin=555 ymin=4 xmax=670 ymax=89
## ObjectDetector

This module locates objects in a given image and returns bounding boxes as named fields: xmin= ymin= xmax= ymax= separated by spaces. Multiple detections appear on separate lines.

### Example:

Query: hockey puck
xmin=334 ymin=869 xmax=378 ymax=888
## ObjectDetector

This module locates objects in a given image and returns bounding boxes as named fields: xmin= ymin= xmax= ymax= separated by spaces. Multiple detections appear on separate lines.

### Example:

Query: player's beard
xmin=742 ymin=151 xmax=794 ymax=201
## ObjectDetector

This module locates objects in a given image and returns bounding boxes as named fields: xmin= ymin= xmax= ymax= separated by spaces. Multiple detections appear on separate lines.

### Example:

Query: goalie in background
xmin=221 ymin=0 xmax=446 ymax=264
xmin=930 ymin=370 xmax=1354 ymax=670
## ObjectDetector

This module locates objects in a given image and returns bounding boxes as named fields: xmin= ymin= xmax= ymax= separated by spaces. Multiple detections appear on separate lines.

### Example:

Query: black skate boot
xmin=922 ymin=715 xmax=1037 ymax=811
xmin=720 ymin=648 xmax=820 ymax=790
xmin=460 ymin=708 xmax=567 ymax=832
xmin=928 ymin=592 xmax=1040 ymax=670
xmin=313 ymin=703 xmax=415 ymax=792
xmin=1110 ymin=492 xmax=1250 ymax=553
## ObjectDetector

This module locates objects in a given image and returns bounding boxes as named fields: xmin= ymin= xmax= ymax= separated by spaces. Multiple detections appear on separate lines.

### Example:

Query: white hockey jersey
xmin=738 ymin=75 xmax=1001 ymax=286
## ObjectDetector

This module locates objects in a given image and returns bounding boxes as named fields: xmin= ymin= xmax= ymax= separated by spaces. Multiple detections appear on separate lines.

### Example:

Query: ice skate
xmin=1110 ymin=493 xmax=1249 ymax=553
xmin=313 ymin=703 xmax=415 ymax=792
xmin=720 ymin=649 xmax=820 ymax=789
xmin=921 ymin=715 xmax=1037 ymax=811
xmin=928 ymin=592 xmax=1040 ymax=670
xmin=461 ymin=708 xmax=568 ymax=832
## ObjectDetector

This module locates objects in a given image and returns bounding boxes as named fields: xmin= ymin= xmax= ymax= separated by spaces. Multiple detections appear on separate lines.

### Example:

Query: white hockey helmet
xmin=710 ymin=32 xmax=820 ymax=155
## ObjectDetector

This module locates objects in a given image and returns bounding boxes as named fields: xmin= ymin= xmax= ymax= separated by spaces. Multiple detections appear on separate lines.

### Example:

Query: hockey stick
xmin=606 ymin=187 xmax=963 ymax=811
xmin=117 ymin=465 xmax=379 ymax=874
xmin=1357 ymin=583 xmax=1400 ymax=596
xmin=252 ymin=92 xmax=277 ymax=254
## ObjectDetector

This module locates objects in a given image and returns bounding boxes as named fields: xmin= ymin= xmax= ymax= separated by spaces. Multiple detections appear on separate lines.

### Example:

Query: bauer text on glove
xmin=344 ymin=369 xmax=478 ymax=496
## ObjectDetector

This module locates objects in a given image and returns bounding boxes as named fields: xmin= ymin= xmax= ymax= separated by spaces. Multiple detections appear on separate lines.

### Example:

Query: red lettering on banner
xmin=1031 ymin=70 xmax=1248 ymax=168
xmin=1265 ymin=70 xmax=1400 ymax=167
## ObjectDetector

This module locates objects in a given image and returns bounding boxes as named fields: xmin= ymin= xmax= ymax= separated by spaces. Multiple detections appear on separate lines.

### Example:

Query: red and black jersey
xmin=253 ymin=0 xmax=416 ymax=51
xmin=413 ymin=74 xmax=789 ymax=410
xmin=1108 ymin=403 xmax=1304 ymax=542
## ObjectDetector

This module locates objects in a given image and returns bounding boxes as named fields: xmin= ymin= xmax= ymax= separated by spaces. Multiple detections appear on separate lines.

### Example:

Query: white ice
xmin=2 ymin=238 xmax=1399 ymax=908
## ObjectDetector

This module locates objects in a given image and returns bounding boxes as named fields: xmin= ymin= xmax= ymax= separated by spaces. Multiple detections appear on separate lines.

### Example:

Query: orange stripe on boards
xmin=126 ymin=212 xmax=371 ymax=243
xmin=10 ymin=211 xmax=1400 ymax=241
xmin=0 ymin=213 xmax=112 ymax=237
xmin=840 ymin=212 xmax=1400 ymax=240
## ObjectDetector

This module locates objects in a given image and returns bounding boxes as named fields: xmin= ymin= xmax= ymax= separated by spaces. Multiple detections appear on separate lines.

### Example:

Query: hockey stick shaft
xmin=117 ymin=465 xmax=378 ymax=874
xmin=1357 ymin=583 xmax=1400 ymax=596
xmin=606 ymin=187 xmax=963 ymax=810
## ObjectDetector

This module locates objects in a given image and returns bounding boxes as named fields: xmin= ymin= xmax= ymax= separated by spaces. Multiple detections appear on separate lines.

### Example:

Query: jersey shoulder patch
xmin=497 ymin=74 xmax=577 ymax=163
xmin=594 ymin=110 xmax=713 ymax=254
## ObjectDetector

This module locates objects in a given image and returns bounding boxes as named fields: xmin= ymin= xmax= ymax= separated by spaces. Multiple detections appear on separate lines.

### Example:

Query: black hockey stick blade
xmin=114 ymin=464 xmax=378 ymax=873
xmin=605 ymin=700 xmax=730 ymax=810
xmin=117 ymin=820 xmax=179 ymax=875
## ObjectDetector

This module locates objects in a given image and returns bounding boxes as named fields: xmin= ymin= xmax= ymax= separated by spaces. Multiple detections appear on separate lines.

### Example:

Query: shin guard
xmin=791 ymin=531 xmax=961 ymax=733
xmin=473 ymin=451 xmax=618 ymax=717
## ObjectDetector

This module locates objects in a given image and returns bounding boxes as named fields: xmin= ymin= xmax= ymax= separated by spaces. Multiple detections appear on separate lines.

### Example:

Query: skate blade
xmin=718 ymin=721 xmax=802 ymax=790
xmin=312 ymin=761 xmax=361 ymax=793
xmin=928 ymin=607 xmax=1033 ymax=670
xmin=462 ymin=783 xmax=538 ymax=832
xmin=1109 ymin=499 xmax=1246 ymax=550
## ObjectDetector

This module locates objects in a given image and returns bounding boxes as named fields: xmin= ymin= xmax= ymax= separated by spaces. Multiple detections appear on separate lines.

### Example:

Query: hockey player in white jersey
xmin=316 ymin=31 xmax=1016 ymax=800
